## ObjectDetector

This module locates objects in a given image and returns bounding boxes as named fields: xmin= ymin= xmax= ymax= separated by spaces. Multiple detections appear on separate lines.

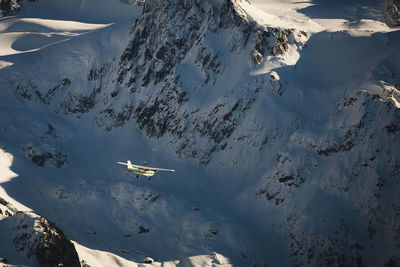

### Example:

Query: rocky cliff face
xmin=0 ymin=0 xmax=20 ymax=16
xmin=112 ymin=0 xmax=307 ymax=163
xmin=0 ymin=197 xmax=80 ymax=266
xmin=386 ymin=0 xmax=400 ymax=27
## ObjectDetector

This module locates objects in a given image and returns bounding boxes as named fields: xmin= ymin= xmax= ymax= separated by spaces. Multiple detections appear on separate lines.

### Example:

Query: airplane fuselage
xmin=128 ymin=167 xmax=155 ymax=177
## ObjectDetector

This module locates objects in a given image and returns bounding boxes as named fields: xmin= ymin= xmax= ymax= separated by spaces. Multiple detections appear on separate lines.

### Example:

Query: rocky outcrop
xmin=24 ymin=142 xmax=68 ymax=168
xmin=0 ymin=197 xmax=80 ymax=267
xmin=94 ymin=105 xmax=133 ymax=131
xmin=386 ymin=0 xmax=400 ymax=27
xmin=0 ymin=0 xmax=39 ymax=17
xmin=0 ymin=0 xmax=20 ymax=16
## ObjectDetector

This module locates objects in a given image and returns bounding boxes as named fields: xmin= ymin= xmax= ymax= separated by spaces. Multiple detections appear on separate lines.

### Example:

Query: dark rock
xmin=34 ymin=217 xmax=80 ymax=267
xmin=94 ymin=106 xmax=133 ymax=131
xmin=87 ymin=63 xmax=111 ymax=81
xmin=137 ymin=225 xmax=150 ymax=234
xmin=59 ymin=92 xmax=96 ymax=114
xmin=16 ymin=84 xmax=33 ymax=100
xmin=3 ymin=199 xmax=80 ymax=267
xmin=0 ymin=0 xmax=20 ymax=17
xmin=38 ymin=79 xmax=71 ymax=105
xmin=384 ymin=123 xmax=400 ymax=134
xmin=194 ymin=98 xmax=255 ymax=144
xmin=24 ymin=142 xmax=68 ymax=168
xmin=386 ymin=0 xmax=400 ymax=27
xmin=317 ymin=141 xmax=355 ymax=156
xmin=209 ymin=229 xmax=218 ymax=235
xmin=143 ymin=257 xmax=154 ymax=263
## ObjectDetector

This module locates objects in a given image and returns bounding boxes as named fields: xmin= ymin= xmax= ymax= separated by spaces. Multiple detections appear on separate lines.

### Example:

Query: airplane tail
xmin=127 ymin=160 xmax=133 ymax=169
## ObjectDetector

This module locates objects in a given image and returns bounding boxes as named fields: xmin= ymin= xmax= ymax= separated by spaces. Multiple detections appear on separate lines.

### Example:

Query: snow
xmin=0 ymin=0 xmax=399 ymax=266
xmin=73 ymin=241 xmax=179 ymax=267
xmin=0 ymin=149 xmax=17 ymax=184
xmin=0 ymin=149 xmax=31 ymax=212
xmin=188 ymin=252 xmax=232 ymax=267
xmin=0 ymin=17 xmax=112 ymax=56
xmin=241 ymin=0 xmax=322 ymax=32
xmin=250 ymin=0 xmax=395 ymax=35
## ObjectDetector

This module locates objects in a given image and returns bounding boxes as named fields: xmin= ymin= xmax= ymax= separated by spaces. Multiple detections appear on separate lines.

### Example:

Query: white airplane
xmin=117 ymin=160 xmax=175 ymax=180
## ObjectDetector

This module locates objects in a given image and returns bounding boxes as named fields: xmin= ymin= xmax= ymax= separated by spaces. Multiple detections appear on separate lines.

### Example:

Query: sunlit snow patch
xmin=0 ymin=60 xmax=13 ymax=70
xmin=189 ymin=252 xmax=232 ymax=267
xmin=0 ymin=18 xmax=110 ymax=56
xmin=0 ymin=149 xmax=18 ymax=184
xmin=0 ymin=149 xmax=31 ymax=213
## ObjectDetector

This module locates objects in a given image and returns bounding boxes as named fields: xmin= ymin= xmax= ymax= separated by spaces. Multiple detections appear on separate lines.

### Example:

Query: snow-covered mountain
xmin=0 ymin=196 xmax=80 ymax=266
xmin=0 ymin=0 xmax=400 ymax=266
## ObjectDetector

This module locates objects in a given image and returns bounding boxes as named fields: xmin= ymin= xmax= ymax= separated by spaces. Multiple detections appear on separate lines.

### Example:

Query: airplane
xmin=117 ymin=160 xmax=175 ymax=180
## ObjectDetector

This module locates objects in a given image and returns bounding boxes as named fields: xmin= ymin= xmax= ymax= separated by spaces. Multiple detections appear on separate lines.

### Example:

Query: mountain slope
xmin=0 ymin=0 xmax=399 ymax=266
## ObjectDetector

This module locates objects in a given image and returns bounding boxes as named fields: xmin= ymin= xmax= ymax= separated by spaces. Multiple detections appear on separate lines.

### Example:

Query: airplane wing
xmin=129 ymin=163 xmax=148 ymax=169
xmin=130 ymin=163 xmax=175 ymax=172
xmin=118 ymin=161 xmax=175 ymax=172
xmin=145 ymin=167 xmax=175 ymax=172
xmin=118 ymin=162 xmax=144 ymax=168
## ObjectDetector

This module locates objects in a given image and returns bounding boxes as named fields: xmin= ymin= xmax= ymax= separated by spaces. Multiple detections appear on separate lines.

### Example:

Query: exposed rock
xmin=94 ymin=106 xmax=133 ymax=131
xmin=36 ymin=78 xmax=71 ymax=105
xmin=143 ymin=256 xmax=154 ymax=263
xmin=0 ymin=197 xmax=80 ymax=267
xmin=269 ymin=71 xmax=280 ymax=83
xmin=251 ymin=49 xmax=263 ymax=65
xmin=316 ymin=140 xmax=354 ymax=156
xmin=87 ymin=63 xmax=112 ymax=82
xmin=193 ymin=98 xmax=255 ymax=144
xmin=16 ymin=84 xmax=33 ymax=101
xmin=386 ymin=0 xmax=400 ymax=27
xmin=0 ymin=0 xmax=20 ymax=17
xmin=24 ymin=142 xmax=68 ymax=168
xmin=137 ymin=225 xmax=150 ymax=234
